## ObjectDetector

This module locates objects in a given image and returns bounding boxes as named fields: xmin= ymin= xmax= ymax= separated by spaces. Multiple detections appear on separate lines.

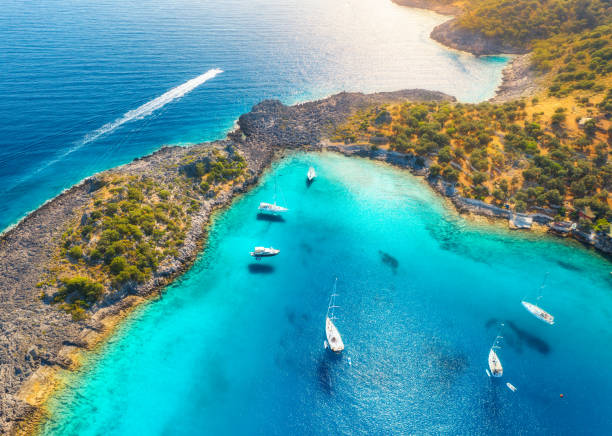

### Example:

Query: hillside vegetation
xmin=331 ymin=99 xmax=611 ymax=229
xmin=37 ymin=148 xmax=247 ymax=320
xmin=457 ymin=0 xmax=611 ymax=49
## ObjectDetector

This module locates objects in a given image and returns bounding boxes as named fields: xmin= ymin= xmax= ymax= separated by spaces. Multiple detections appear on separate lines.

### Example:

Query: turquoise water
xmin=42 ymin=153 xmax=612 ymax=435
xmin=0 ymin=0 xmax=508 ymax=231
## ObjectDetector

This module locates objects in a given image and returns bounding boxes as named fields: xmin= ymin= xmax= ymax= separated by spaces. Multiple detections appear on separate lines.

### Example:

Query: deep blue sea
xmin=0 ymin=0 xmax=508 ymax=232
xmin=41 ymin=154 xmax=612 ymax=435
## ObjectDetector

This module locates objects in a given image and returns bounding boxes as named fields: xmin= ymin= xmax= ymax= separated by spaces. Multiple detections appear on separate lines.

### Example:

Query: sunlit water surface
xmin=0 ymin=0 xmax=508 ymax=231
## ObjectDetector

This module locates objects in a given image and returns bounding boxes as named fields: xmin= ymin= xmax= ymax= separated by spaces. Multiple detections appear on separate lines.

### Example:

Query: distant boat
xmin=259 ymin=177 xmax=288 ymax=214
xmin=521 ymin=301 xmax=554 ymax=325
xmin=307 ymin=166 xmax=316 ymax=182
xmin=250 ymin=246 xmax=279 ymax=259
xmin=488 ymin=327 xmax=504 ymax=378
xmin=521 ymin=273 xmax=554 ymax=325
xmin=506 ymin=382 xmax=517 ymax=392
xmin=325 ymin=278 xmax=344 ymax=353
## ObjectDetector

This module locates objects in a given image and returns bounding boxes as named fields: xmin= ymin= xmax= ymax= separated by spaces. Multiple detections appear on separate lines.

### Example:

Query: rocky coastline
xmin=322 ymin=143 xmax=612 ymax=258
xmin=2 ymin=86 xmax=611 ymax=433
xmin=391 ymin=0 xmax=461 ymax=15
xmin=392 ymin=0 xmax=540 ymax=101
xmin=429 ymin=18 xmax=528 ymax=57
xmin=0 ymin=89 xmax=452 ymax=435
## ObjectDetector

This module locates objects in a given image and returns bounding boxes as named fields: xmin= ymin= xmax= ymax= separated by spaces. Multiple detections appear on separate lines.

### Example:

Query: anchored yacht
xmin=488 ymin=348 xmax=503 ymax=377
xmin=307 ymin=166 xmax=316 ymax=182
xmin=258 ymin=177 xmax=288 ymax=214
xmin=250 ymin=246 xmax=280 ymax=259
xmin=488 ymin=327 xmax=504 ymax=378
xmin=325 ymin=279 xmax=344 ymax=353
xmin=521 ymin=301 xmax=555 ymax=325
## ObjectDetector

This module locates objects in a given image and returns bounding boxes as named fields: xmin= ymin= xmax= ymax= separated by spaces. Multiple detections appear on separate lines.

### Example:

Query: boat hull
xmin=325 ymin=317 xmax=344 ymax=353
xmin=521 ymin=301 xmax=554 ymax=325
xmin=250 ymin=247 xmax=280 ymax=258
xmin=488 ymin=349 xmax=503 ymax=377
xmin=258 ymin=202 xmax=288 ymax=214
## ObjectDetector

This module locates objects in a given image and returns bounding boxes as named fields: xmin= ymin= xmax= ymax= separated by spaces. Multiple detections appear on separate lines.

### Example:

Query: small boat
xmin=506 ymin=382 xmax=517 ymax=392
xmin=307 ymin=166 xmax=316 ymax=182
xmin=325 ymin=278 xmax=344 ymax=353
xmin=258 ymin=178 xmax=288 ymax=214
xmin=521 ymin=301 xmax=554 ymax=325
xmin=250 ymin=246 xmax=280 ymax=259
xmin=488 ymin=348 xmax=503 ymax=377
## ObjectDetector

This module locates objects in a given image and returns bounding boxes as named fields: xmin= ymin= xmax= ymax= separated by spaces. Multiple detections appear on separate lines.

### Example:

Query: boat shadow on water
xmin=486 ymin=319 xmax=550 ymax=354
xmin=256 ymin=213 xmax=285 ymax=223
xmin=316 ymin=352 xmax=343 ymax=395
xmin=378 ymin=250 xmax=399 ymax=274
xmin=247 ymin=263 xmax=275 ymax=274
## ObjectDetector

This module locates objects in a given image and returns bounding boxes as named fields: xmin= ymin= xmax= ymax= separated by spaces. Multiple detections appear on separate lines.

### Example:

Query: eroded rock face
xmin=238 ymin=90 xmax=455 ymax=148
xmin=430 ymin=19 xmax=528 ymax=56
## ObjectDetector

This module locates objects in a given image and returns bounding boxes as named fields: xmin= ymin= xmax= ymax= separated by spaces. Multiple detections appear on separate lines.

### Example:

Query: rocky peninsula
xmin=0 ymin=89 xmax=452 ymax=435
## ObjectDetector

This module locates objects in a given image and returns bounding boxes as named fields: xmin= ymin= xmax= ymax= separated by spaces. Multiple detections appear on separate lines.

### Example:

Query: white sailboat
xmin=307 ymin=166 xmax=316 ymax=182
xmin=521 ymin=301 xmax=554 ymax=325
xmin=521 ymin=273 xmax=555 ymax=325
xmin=488 ymin=348 xmax=503 ymax=377
xmin=488 ymin=327 xmax=503 ymax=377
xmin=325 ymin=278 xmax=344 ymax=353
xmin=258 ymin=177 xmax=288 ymax=214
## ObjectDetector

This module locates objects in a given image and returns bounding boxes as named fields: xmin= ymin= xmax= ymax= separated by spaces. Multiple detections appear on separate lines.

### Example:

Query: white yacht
xmin=258 ymin=178 xmax=288 ymax=214
xmin=521 ymin=301 xmax=555 ymax=325
xmin=258 ymin=202 xmax=288 ymax=214
xmin=325 ymin=279 xmax=344 ymax=353
xmin=249 ymin=246 xmax=280 ymax=259
xmin=307 ymin=166 xmax=316 ymax=182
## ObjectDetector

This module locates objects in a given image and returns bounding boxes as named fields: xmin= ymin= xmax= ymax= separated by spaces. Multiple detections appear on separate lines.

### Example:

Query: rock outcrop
xmin=430 ymin=19 xmax=528 ymax=56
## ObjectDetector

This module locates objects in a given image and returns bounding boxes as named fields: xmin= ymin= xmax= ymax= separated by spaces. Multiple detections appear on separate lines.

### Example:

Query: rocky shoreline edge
xmin=392 ymin=0 xmax=540 ymax=102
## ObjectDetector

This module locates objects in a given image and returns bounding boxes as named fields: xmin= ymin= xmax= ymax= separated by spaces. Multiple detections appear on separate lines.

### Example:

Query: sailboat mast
xmin=327 ymin=278 xmax=339 ymax=319
xmin=536 ymin=272 xmax=550 ymax=301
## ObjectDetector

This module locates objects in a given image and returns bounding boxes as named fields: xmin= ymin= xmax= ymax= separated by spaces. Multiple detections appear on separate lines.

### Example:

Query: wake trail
xmin=13 ymin=69 xmax=223 ymax=187
xmin=82 ymin=68 xmax=223 ymax=145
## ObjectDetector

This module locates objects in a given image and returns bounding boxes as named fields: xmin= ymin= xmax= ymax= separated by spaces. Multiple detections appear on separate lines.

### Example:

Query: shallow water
xmin=42 ymin=153 xmax=612 ymax=435
xmin=0 ymin=0 xmax=508 ymax=231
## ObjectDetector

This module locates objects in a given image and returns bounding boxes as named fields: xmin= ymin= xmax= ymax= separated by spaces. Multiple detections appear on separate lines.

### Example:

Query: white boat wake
xmin=10 ymin=69 xmax=223 ymax=192
xmin=82 ymin=68 xmax=223 ymax=145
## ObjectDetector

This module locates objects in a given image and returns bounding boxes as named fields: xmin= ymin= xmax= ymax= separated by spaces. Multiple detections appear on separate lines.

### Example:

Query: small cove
xmin=41 ymin=153 xmax=612 ymax=435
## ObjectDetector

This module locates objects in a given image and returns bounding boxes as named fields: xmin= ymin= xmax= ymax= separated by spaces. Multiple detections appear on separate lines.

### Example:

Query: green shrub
xmin=68 ymin=246 xmax=83 ymax=260
xmin=109 ymin=256 xmax=128 ymax=275
xmin=56 ymin=277 xmax=104 ymax=305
